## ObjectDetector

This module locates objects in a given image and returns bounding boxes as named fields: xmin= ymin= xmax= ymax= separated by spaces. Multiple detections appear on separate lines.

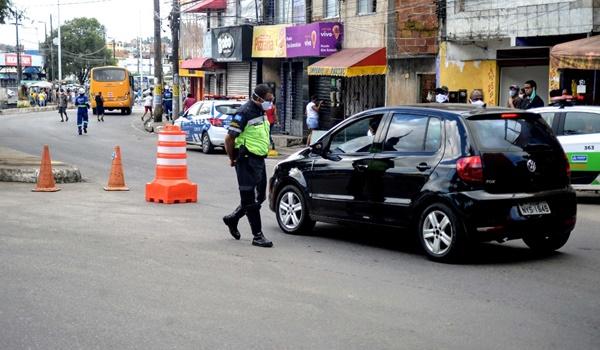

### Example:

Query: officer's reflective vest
xmin=235 ymin=115 xmax=270 ymax=157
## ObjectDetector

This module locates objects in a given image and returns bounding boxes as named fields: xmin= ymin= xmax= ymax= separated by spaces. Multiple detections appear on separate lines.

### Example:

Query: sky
xmin=0 ymin=0 xmax=173 ymax=50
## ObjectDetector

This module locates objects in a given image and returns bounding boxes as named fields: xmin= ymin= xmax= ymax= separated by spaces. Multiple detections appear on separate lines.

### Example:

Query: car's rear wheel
xmin=276 ymin=185 xmax=315 ymax=234
xmin=201 ymin=132 xmax=214 ymax=154
xmin=418 ymin=203 xmax=468 ymax=262
xmin=522 ymin=230 xmax=571 ymax=253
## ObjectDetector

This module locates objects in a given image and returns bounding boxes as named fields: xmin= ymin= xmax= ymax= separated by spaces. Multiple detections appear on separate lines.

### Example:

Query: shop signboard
xmin=286 ymin=22 xmax=343 ymax=58
xmin=3 ymin=53 xmax=32 ymax=67
xmin=252 ymin=25 xmax=287 ymax=58
xmin=211 ymin=25 xmax=253 ymax=62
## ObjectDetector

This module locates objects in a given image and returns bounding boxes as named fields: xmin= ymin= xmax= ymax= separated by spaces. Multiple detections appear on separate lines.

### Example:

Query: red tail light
xmin=456 ymin=156 xmax=483 ymax=184
xmin=208 ymin=118 xmax=222 ymax=127
xmin=563 ymin=153 xmax=571 ymax=177
xmin=501 ymin=113 xmax=519 ymax=119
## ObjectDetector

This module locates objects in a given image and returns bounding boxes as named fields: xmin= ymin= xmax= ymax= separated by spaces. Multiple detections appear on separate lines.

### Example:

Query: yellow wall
xmin=439 ymin=42 xmax=499 ymax=106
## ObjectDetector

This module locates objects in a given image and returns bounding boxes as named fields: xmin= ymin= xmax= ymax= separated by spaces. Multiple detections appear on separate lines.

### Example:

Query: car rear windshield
xmin=466 ymin=115 xmax=559 ymax=152
xmin=215 ymin=104 xmax=240 ymax=115
xmin=92 ymin=69 xmax=126 ymax=82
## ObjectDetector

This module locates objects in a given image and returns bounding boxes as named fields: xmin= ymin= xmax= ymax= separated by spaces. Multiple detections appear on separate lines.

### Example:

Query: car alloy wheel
xmin=201 ymin=132 xmax=213 ymax=154
xmin=276 ymin=185 xmax=315 ymax=234
xmin=422 ymin=210 xmax=453 ymax=256
xmin=279 ymin=191 xmax=302 ymax=230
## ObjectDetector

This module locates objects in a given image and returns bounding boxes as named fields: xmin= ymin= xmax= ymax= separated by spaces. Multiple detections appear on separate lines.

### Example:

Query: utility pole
xmin=152 ymin=0 xmax=163 ymax=123
xmin=49 ymin=14 xmax=54 ymax=82
xmin=11 ymin=8 xmax=23 ymax=87
xmin=171 ymin=0 xmax=180 ymax=118
xmin=112 ymin=39 xmax=116 ymax=62
xmin=57 ymin=0 xmax=62 ymax=84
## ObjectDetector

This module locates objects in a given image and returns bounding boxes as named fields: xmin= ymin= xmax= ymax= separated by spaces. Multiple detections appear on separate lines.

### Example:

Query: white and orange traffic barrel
xmin=145 ymin=125 xmax=197 ymax=203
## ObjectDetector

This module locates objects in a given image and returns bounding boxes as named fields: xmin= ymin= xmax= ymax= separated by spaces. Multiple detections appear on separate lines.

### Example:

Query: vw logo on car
xmin=527 ymin=159 xmax=537 ymax=172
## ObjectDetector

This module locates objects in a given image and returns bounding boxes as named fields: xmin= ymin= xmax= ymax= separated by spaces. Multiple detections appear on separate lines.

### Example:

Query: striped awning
xmin=307 ymin=47 xmax=387 ymax=77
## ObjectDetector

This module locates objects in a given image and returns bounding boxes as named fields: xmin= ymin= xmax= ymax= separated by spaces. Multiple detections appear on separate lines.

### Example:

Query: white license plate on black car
xmin=519 ymin=201 xmax=551 ymax=216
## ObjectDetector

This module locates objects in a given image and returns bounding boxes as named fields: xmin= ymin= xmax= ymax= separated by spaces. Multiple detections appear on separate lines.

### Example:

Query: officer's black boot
xmin=78 ymin=126 xmax=82 ymax=135
xmin=252 ymin=233 xmax=273 ymax=248
xmin=223 ymin=206 xmax=244 ymax=240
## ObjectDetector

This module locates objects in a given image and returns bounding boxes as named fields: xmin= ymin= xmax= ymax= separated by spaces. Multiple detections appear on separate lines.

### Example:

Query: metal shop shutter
xmin=226 ymin=62 xmax=257 ymax=97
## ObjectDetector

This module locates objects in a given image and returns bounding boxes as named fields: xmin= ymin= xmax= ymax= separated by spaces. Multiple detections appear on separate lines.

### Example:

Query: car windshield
xmin=215 ymin=104 xmax=241 ymax=116
xmin=467 ymin=117 xmax=558 ymax=152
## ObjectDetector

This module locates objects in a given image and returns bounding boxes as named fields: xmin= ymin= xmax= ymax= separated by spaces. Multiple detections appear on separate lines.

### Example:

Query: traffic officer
xmin=75 ymin=88 xmax=90 ymax=135
xmin=163 ymin=86 xmax=173 ymax=121
xmin=222 ymin=84 xmax=274 ymax=248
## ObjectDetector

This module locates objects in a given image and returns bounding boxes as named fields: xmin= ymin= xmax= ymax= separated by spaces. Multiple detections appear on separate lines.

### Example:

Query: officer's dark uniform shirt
xmin=228 ymin=100 xmax=264 ymax=138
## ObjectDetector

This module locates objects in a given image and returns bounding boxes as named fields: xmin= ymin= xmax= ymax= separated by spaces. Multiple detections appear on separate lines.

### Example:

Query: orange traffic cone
xmin=146 ymin=125 xmax=197 ymax=203
xmin=32 ymin=144 xmax=60 ymax=192
xmin=104 ymin=146 xmax=129 ymax=191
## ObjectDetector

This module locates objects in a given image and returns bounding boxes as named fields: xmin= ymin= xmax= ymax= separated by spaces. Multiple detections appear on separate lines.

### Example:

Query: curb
xmin=0 ymin=105 xmax=63 ymax=115
xmin=0 ymin=146 xmax=82 ymax=183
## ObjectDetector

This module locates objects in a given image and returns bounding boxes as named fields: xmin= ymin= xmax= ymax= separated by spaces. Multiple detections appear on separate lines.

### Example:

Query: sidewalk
xmin=0 ymin=104 xmax=65 ymax=115
xmin=0 ymin=146 xmax=82 ymax=183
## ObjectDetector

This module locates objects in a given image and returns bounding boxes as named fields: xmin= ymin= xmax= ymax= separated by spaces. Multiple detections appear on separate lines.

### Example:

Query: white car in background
xmin=530 ymin=105 xmax=600 ymax=192
xmin=175 ymin=99 xmax=243 ymax=154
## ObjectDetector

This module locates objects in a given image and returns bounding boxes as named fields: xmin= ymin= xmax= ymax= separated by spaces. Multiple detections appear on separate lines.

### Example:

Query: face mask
xmin=509 ymin=90 xmax=517 ymax=97
xmin=435 ymin=94 xmax=447 ymax=103
xmin=261 ymin=101 xmax=273 ymax=111
xmin=471 ymin=100 xmax=485 ymax=106
xmin=519 ymin=94 xmax=524 ymax=99
xmin=367 ymin=129 xmax=374 ymax=137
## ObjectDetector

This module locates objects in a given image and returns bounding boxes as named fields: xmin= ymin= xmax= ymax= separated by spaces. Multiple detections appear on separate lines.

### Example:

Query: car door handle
xmin=416 ymin=163 xmax=431 ymax=171
xmin=354 ymin=163 xmax=369 ymax=170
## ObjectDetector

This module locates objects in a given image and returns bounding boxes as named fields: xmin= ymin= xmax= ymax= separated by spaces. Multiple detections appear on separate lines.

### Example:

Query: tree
xmin=41 ymin=17 xmax=116 ymax=84
xmin=0 ymin=0 xmax=11 ymax=24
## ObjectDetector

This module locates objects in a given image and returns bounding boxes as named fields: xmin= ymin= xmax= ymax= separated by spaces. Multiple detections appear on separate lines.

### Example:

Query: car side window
xmin=329 ymin=115 xmax=383 ymax=154
xmin=384 ymin=114 xmax=442 ymax=152
xmin=187 ymin=102 xmax=202 ymax=116
xmin=539 ymin=112 xmax=555 ymax=128
xmin=563 ymin=112 xmax=600 ymax=135
xmin=199 ymin=103 xmax=212 ymax=115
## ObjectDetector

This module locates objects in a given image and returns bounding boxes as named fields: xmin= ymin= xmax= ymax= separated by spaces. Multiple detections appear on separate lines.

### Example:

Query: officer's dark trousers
xmin=77 ymin=109 xmax=88 ymax=134
xmin=230 ymin=154 xmax=267 ymax=236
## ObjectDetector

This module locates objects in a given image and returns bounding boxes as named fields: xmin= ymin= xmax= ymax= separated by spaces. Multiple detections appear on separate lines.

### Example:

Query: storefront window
xmin=324 ymin=0 xmax=339 ymax=18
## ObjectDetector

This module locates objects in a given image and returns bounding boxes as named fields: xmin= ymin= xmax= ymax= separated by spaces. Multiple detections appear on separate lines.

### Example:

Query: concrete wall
xmin=446 ymin=0 xmax=595 ymax=40
xmin=438 ymin=42 xmax=499 ymax=106
xmin=261 ymin=58 xmax=281 ymax=87
xmin=312 ymin=0 xmax=388 ymax=49
xmin=386 ymin=58 xmax=436 ymax=105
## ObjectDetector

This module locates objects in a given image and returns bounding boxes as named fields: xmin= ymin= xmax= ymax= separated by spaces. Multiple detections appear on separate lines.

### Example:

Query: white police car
xmin=175 ymin=99 xmax=243 ymax=154
xmin=530 ymin=105 xmax=600 ymax=191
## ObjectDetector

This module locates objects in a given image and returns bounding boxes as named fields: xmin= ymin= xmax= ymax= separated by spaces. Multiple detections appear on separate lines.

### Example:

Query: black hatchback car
xmin=268 ymin=105 xmax=577 ymax=262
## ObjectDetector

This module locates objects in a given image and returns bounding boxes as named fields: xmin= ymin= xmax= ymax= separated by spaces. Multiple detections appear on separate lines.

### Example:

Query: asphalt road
xmin=1 ymin=108 xmax=599 ymax=350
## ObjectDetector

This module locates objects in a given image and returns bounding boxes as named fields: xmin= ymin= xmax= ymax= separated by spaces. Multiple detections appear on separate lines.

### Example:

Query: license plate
xmin=519 ymin=201 xmax=551 ymax=216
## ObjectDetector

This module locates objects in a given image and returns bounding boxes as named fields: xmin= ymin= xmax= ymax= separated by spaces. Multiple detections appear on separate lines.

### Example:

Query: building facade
xmin=440 ymin=0 xmax=599 ymax=106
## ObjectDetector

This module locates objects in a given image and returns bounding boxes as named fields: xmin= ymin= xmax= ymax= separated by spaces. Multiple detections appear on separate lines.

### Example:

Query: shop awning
xmin=180 ymin=57 xmax=218 ymax=70
xmin=550 ymin=35 xmax=600 ymax=70
xmin=183 ymin=0 xmax=226 ymax=13
xmin=307 ymin=47 xmax=386 ymax=77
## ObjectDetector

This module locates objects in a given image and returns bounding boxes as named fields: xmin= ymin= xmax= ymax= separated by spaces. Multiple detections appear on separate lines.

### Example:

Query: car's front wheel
xmin=276 ymin=185 xmax=315 ymax=234
xmin=522 ymin=230 xmax=571 ymax=253
xmin=418 ymin=203 xmax=468 ymax=262
xmin=201 ymin=132 xmax=214 ymax=154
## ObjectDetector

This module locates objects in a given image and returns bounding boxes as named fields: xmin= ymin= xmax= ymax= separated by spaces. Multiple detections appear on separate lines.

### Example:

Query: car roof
xmin=529 ymin=105 xmax=600 ymax=114
xmin=363 ymin=103 xmax=521 ymax=117
xmin=204 ymin=99 xmax=245 ymax=105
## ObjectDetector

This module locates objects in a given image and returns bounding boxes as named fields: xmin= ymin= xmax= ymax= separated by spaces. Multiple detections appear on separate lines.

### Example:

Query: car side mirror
xmin=311 ymin=142 xmax=324 ymax=155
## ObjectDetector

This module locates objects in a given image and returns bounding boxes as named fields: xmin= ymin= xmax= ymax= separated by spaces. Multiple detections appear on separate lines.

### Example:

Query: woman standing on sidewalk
xmin=58 ymin=89 xmax=69 ymax=122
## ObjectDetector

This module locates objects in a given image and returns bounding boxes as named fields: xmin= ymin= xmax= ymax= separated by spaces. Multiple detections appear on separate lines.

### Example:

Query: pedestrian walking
xmin=183 ymin=93 xmax=196 ymax=112
xmin=58 ymin=89 xmax=69 ymax=122
xmin=222 ymin=84 xmax=274 ymax=248
xmin=163 ymin=86 xmax=173 ymax=121
xmin=142 ymin=92 xmax=153 ymax=121
xmin=95 ymin=92 xmax=105 ymax=122
xmin=75 ymin=88 xmax=90 ymax=135
xmin=518 ymin=80 xmax=545 ymax=109
xmin=265 ymin=98 xmax=278 ymax=151
xmin=305 ymin=95 xmax=321 ymax=146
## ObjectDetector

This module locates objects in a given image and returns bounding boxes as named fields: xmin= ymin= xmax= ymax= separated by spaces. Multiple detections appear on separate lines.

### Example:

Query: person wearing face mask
xmin=222 ymin=84 xmax=274 ymax=248
xmin=434 ymin=86 xmax=449 ymax=103
xmin=519 ymin=80 xmax=545 ymax=109
xmin=506 ymin=85 xmax=522 ymax=108
xmin=469 ymin=90 xmax=486 ymax=107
